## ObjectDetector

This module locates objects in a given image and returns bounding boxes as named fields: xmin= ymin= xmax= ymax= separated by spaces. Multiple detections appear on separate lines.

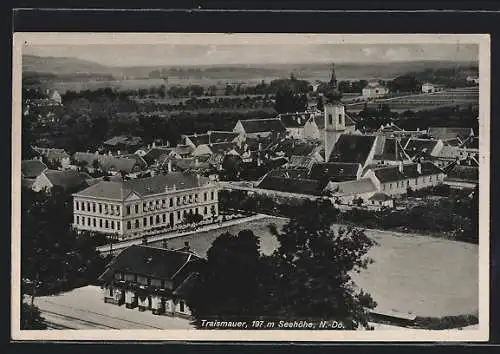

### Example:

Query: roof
xmin=445 ymin=164 xmax=479 ymax=181
xmin=98 ymin=245 xmax=201 ymax=283
xmin=328 ymin=134 xmax=377 ymax=165
xmin=427 ymin=127 xmax=474 ymax=142
xmin=378 ymin=123 xmax=403 ymax=133
xmin=142 ymin=147 xmax=174 ymax=165
xmin=369 ymin=192 xmax=393 ymax=201
xmin=404 ymin=139 xmax=440 ymax=158
xmin=270 ymin=138 xmax=320 ymax=157
xmin=103 ymin=135 xmax=143 ymax=147
xmin=43 ymin=170 xmax=88 ymax=190
xmin=460 ymin=136 xmax=479 ymax=149
xmin=257 ymin=175 xmax=324 ymax=196
xmin=74 ymin=172 xmax=213 ymax=200
xmin=21 ymin=160 xmax=48 ymax=178
xmin=173 ymin=156 xmax=211 ymax=171
xmin=279 ymin=112 xmax=312 ymax=128
xmin=327 ymin=178 xmax=378 ymax=196
xmin=373 ymin=137 xmax=411 ymax=161
xmin=268 ymin=168 xmax=310 ymax=179
xmin=73 ymin=152 xmax=143 ymax=173
xmin=309 ymin=162 xmax=361 ymax=182
xmin=372 ymin=162 xmax=445 ymax=183
xmin=172 ymin=272 xmax=200 ymax=297
xmin=33 ymin=147 xmax=69 ymax=161
xmin=237 ymin=118 xmax=286 ymax=134
xmin=186 ymin=131 xmax=239 ymax=146
xmin=288 ymin=155 xmax=315 ymax=169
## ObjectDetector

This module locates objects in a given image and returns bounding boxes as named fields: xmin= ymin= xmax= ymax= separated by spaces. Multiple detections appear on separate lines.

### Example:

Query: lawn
xmin=149 ymin=216 xmax=478 ymax=318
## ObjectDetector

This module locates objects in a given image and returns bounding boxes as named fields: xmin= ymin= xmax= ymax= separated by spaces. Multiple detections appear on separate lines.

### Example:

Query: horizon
xmin=23 ymin=43 xmax=479 ymax=68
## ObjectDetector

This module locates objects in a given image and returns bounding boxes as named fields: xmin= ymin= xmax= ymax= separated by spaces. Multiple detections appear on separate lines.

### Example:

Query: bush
xmin=414 ymin=314 xmax=478 ymax=330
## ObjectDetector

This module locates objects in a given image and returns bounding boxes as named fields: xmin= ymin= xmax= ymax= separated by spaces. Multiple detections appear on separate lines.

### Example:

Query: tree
xmin=21 ymin=301 xmax=47 ymax=330
xmin=184 ymin=211 xmax=203 ymax=225
xmin=186 ymin=230 xmax=264 ymax=320
xmin=265 ymin=199 xmax=377 ymax=329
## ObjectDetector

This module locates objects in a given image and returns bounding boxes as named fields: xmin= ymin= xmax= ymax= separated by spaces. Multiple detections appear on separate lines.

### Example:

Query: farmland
xmin=347 ymin=87 xmax=479 ymax=113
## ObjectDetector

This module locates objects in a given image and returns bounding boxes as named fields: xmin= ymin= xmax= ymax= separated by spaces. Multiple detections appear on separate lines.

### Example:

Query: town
xmin=20 ymin=46 xmax=480 ymax=332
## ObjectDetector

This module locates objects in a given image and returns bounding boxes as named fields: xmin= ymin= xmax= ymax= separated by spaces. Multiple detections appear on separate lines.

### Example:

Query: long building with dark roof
xmin=72 ymin=172 xmax=220 ymax=239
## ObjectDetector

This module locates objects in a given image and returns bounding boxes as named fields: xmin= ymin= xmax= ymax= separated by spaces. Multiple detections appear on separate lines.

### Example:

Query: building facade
xmin=72 ymin=172 xmax=219 ymax=239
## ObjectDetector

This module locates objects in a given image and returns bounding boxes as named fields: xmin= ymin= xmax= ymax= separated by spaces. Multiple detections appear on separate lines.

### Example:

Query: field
xmin=149 ymin=216 xmax=478 ymax=318
xmin=347 ymin=87 xmax=479 ymax=113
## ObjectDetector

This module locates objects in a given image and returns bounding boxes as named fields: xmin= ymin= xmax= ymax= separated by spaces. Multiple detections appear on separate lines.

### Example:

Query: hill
xmin=22 ymin=55 xmax=120 ymax=76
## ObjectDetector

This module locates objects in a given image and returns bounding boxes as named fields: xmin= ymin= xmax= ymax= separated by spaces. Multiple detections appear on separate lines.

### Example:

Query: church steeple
xmin=324 ymin=63 xmax=342 ymax=103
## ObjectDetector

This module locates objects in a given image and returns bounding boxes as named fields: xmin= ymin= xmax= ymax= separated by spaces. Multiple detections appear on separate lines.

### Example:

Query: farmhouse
xmin=98 ymin=244 xmax=201 ymax=318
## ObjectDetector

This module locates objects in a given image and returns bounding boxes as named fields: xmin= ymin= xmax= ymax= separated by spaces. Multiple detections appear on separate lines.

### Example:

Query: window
xmin=143 ymin=217 xmax=147 ymax=226
xmin=87 ymin=202 xmax=91 ymax=211
xmin=169 ymin=198 xmax=173 ymax=207
xmin=109 ymin=287 xmax=113 ymax=297
xmin=156 ymin=215 xmax=160 ymax=224
xmin=204 ymin=192 xmax=207 ymax=201
xmin=135 ymin=205 xmax=139 ymax=213
xmin=211 ymin=191 xmax=214 ymax=200
xmin=177 ymin=197 xmax=180 ymax=205
xmin=150 ymin=216 xmax=153 ymax=225
xmin=99 ymin=219 xmax=103 ymax=228
xmin=204 ymin=206 xmax=207 ymax=215
xmin=76 ymin=202 xmax=79 ymax=211
xmin=99 ymin=204 xmax=102 ymax=213
xmin=117 ymin=221 xmax=120 ymax=231
xmin=127 ymin=221 xmax=131 ymax=230
xmin=328 ymin=114 xmax=333 ymax=125
xmin=177 ymin=211 xmax=181 ymax=219
xmin=126 ymin=206 xmax=131 ymax=215
xmin=76 ymin=216 xmax=80 ymax=224
xmin=92 ymin=203 xmax=96 ymax=213
xmin=389 ymin=183 xmax=392 ymax=189
xmin=135 ymin=220 xmax=139 ymax=228
xmin=87 ymin=218 xmax=90 ymax=226
xmin=162 ymin=214 xmax=166 ymax=223
xmin=82 ymin=203 xmax=85 ymax=212
xmin=143 ymin=203 xmax=147 ymax=212
xmin=82 ymin=216 xmax=85 ymax=225
xmin=162 ymin=199 xmax=166 ymax=207
xmin=338 ymin=114 xmax=343 ymax=125
xmin=179 ymin=301 xmax=185 ymax=313
xmin=406 ymin=180 xmax=410 ymax=187
xmin=111 ymin=220 xmax=115 ymax=230
xmin=105 ymin=220 xmax=109 ymax=229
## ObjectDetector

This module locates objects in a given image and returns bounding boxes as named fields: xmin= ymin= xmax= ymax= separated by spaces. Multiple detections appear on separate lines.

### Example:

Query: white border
xmin=11 ymin=33 xmax=490 ymax=342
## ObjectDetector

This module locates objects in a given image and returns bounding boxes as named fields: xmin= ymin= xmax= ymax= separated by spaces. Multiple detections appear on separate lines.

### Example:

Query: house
xmin=72 ymin=172 xmax=220 ymax=239
xmin=324 ymin=178 xmax=379 ymax=205
xmin=184 ymin=131 xmax=241 ymax=150
xmin=362 ymin=82 xmax=389 ymax=98
xmin=257 ymin=169 xmax=324 ymax=196
xmin=403 ymin=138 xmax=444 ymax=160
xmin=466 ymin=76 xmax=479 ymax=85
xmin=363 ymin=162 xmax=446 ymax=196
xmin=32 ymin=169 xmax=89 ymax=193
xmin=142 ymin=147 xmax=176 ymax=167
xmin=278 ymin=112 xmax=312 ymax=139
xmin=233 ymin=118 xmax=286 ymax=141
xmin=97 ymin=244 xmax=202 ymax=317
xmin=102 ymin=136 xmax=144 ymax=154
xmin=287 ymin=155 xmax=318 ymax=170
xmin=73 ymin=152 xmax=147 ymax=175
xmin=367 ymin=193 xmax=394 ymax=209
xmin=421 ymin=83 xmax=445 ymax=93
xmin=21 ymin=160 xmax=48 ymax=179
xmin=32 ymin=147 xmax=71 ymax=168
xmin=427 ymin=127 xmax=474 ymax=143
xmin=309 ymin=162 xmax=362 ymax=183
xmin=328 ymin=134 xmax=379 ymax=170
xmin=372 ymin=136 xmax=412 ymax=166
xmin=192 ymin=142 xmax=239 ymax=158
xmin=443 ymin=162 xmax=479 ymax=190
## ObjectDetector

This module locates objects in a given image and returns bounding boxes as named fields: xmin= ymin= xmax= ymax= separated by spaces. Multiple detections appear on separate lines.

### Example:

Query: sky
xmin=23 ymin=43 xmax=478 ymax=67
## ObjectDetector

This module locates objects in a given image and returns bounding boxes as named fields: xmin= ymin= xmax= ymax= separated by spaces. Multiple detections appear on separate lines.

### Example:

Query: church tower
xmin=324 ymin=63 xmax=346 ymax=161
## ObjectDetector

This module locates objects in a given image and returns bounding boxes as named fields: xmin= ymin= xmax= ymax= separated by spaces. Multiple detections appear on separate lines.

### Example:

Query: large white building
xmin=72 ymin=172 xmax=219 ymax=239
xmin=362 ymin=82 xmax=389 ymax=98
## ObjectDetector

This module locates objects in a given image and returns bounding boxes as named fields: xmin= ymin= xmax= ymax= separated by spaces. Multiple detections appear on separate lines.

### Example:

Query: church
xmin=322 ymin=64 xmax=357 ymax=161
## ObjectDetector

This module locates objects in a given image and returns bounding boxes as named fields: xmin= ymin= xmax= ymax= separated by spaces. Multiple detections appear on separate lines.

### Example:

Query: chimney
xmin=194 ymin=158 xmax=199 ymax=167
xmin=417 ymin=162 xmax=422 ymax=174
xmin=398 ymin=160 xmax=404 ymax=173
xmin=152 ymin=141 xmax=156 ymax=148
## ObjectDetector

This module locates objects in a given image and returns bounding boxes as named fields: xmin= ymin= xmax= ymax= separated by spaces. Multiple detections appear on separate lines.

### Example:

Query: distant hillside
xmin=22 ymin=55 xmax=120 ymax=76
